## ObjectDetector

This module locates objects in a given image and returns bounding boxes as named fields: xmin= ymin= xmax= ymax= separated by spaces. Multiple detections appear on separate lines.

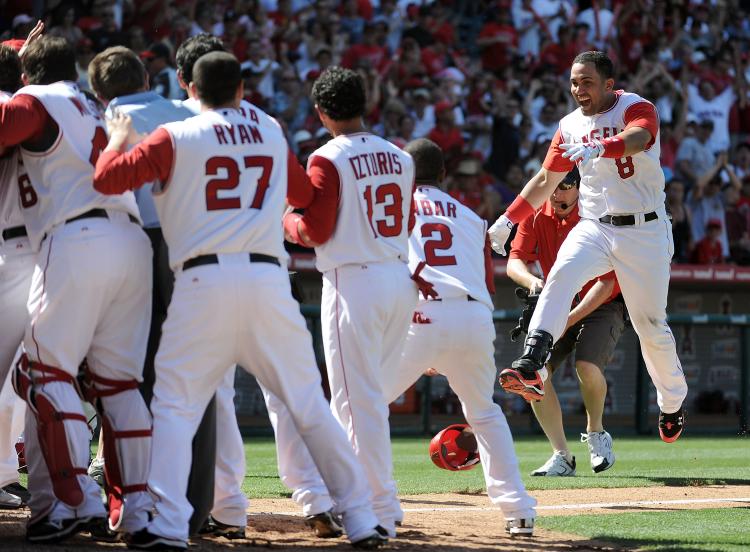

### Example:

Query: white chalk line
xmin=262 ymin=497 xmax=750 ymax=517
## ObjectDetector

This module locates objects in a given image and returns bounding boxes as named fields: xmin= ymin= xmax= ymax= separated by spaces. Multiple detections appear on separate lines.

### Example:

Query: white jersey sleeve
xmin=409 ymin=186 xmax=492 ymax=310
xmin=0 ymin=91 xmax=25 ymax=233
xmin=312 ymin=132 xmax=415 ymax=272
xmin=154 ymin=107 xmax=291 ymax=269
xmin=557 ymin=91 xmax=665 ymax=219
xmin=14 ymin=82 xmax=140 ymax=250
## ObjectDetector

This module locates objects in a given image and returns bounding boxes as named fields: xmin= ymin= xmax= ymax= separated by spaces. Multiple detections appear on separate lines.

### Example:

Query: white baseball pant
xmin=147 ymin=255 xmax=379 ymax=543
xmin=23 ymin=214 xmax=153 ymax=531
xmin=321 ymin=260 xmax=417 ymax=535
xmin=529 ymin=213 xmax=688 ymax=413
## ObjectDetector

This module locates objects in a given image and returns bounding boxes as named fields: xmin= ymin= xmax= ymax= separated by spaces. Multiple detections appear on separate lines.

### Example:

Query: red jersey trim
xmin=598 ymin=89 xmax=623 ymax=115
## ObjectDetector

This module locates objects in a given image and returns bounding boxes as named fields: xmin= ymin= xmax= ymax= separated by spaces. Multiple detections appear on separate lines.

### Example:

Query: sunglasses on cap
xmin=557 ymin=181 xmax=577 ymax=191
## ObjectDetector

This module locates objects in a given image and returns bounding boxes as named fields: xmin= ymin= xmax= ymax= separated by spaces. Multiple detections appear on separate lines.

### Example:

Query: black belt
xmin=2 ymin=225 xmax=27 ymax=240
xmin=431 ymin=296 xmax=478 ymax=302
xmin=183 ymin=253 xmax=281 ymax=271
xmin=66 ymin=208 xmax=139 ymax=226
xmin=599 ymin=211 xmax=657 ymax=226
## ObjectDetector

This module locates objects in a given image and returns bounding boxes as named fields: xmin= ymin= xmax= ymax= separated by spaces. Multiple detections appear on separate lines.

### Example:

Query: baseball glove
xmin=510 ymin=287 xmax=540 ymax=342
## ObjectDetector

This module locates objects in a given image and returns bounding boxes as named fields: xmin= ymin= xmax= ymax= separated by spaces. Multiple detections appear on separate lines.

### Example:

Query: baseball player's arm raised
xmin=93 ymin=114 xmax=173 ymax=194
xmin=565 ymin=276 xmax=616 ymax=330
xmin=283 ymin=154 xmax=340 ymax=247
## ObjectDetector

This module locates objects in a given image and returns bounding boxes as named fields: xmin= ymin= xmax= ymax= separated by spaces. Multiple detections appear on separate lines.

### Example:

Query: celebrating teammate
xmin=507 ymin=168 xmax=624 ymax=475
xmin=283 ymin=66 xmax=417 ymax=536
xmin=489 ymin=51 xmax=688 ymax=442
xmin=0 ymin=36 xmax=154 ymax=540
xmin=93 ymin=51 xmax=387 ymax=550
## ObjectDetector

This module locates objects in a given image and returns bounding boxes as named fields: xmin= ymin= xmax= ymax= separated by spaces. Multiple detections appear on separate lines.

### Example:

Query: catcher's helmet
xmin=429 ymin=424 xmax=480 ymax=471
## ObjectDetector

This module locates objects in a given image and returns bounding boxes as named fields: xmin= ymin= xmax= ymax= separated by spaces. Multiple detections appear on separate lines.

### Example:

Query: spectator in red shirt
xmin=428 ymin=100 xmax=464 ymax=170
xmin=341 ymin=22 xmax=388 ymax=72
xmin=692 ymin=219 xmax=725 ymax=264
xmin=477 ymin=10 xmax=517 ymax=75
xmin=508 ymin=168 xmax=624 ymax=477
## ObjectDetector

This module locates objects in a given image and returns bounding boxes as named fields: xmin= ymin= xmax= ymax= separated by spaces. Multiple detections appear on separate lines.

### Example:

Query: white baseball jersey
xmin=14 ymin=82 xmax=139 ymax=250
xmin=156 ymin=108 xmax=290 ymax=269
xmin=553 ymin=91 xmax=664 ymax=219
xmin=312 ymin=132 xmax=415 ymax=272
xmin=410 ymin=185 xmax=492 ymax=310
xmin=183 ymin=97 xmax=258 ymax=120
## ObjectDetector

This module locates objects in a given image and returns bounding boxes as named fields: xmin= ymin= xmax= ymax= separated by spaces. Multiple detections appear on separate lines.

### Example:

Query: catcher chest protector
xmin=429 ymin=424 xmax=480 ymax=471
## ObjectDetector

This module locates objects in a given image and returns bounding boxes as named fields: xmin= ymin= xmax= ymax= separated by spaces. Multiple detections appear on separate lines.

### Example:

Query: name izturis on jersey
xmin=348 ymin=151 xmax=403 ymax=179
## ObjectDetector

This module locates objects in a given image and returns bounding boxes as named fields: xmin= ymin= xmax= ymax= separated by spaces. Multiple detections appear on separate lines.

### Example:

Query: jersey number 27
xmin=205 ymin=155 xmax=272 ymax=211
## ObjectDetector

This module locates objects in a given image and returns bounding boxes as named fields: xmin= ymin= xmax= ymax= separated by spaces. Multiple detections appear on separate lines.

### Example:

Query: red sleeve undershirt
xmin=296 ymin=154 xmax=341 ymax=245
xmin=0 ymin=94 xmax=52 ymax=147
xmin=623 ymin=101 xmax=658 ymax=149
xmin=483 ymin=234 xmax=496 ymax=295
xmin=407 ymin=177 xmax=417 ymax=234
xmin=93 ymin=128 xmax=174 ymax=194
xmin=286 ymin=148 xmax=314 ymax=208
xmin=542 ymin=128 xmax=575 ymax=173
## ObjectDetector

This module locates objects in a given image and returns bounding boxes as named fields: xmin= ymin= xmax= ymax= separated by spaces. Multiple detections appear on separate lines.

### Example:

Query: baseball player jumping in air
xmin=0 ymin=33 xmax=154 ymax=541
xmin=283 ymin=66 xmax=418 ymax=537
xmin=489 ymin=51 xmax=688 ymax=443
xmin=508 ymin=168 xmax=625 ymax=476
xmin=0 ymin=41 xmax=32 ymax=510
xmin=94 ymin=52 xmax=387 ymax=551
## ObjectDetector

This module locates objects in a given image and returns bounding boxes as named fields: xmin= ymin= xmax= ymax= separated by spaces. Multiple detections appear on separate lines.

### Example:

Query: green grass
xmin=537 ymin=508 xmax=750 ymax=552
xmin=240 ymin=435 xmax=750 ymax=498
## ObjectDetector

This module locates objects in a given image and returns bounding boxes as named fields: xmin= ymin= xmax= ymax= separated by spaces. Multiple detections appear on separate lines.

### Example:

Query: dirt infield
xmin=2 ymin=486 xmax=749 ymax=551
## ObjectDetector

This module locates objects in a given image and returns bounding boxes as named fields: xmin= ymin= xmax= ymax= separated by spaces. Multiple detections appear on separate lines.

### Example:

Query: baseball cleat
xmin=88 ymin=457 xmax=106 ymax=487
xmin=127 ymin=528 xmax=187 ymax=550
xmin=352 ymin=526 xmax=388 ymax=549
xmin=531 ymin=451 xmax=576 ymax=476
xmin=304 ymin=509 xmax=344 ymax=538
xmin=581 ymin=431 xmax=615 ymax=473
xmin=499 ymin=367 xmax=544 ymax=402
xmin=659 ymin=408 xmax=685 ymax=443
xmin=0 ymin=488 xmax=23 ymax=509
xmin=197 ymin=515 xmax=246 ymax=539
xmin=3 ymin=482 xmax=30 ymax=504
xmin=26 ymin=515 xmax=95 ymax=543
xmin=505 ymin=517 xmax=534 ymax=536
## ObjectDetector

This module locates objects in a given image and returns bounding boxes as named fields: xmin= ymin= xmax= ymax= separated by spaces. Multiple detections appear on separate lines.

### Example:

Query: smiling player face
xmin=569 ymin=62 xmax=615 ymax=116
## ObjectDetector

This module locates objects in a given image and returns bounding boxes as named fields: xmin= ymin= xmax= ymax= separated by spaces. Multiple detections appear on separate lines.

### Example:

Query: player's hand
xmin=19 ymin=20 xmax=44 ymax=59
xmin=530 ymin=278 xmax=544 ymax=294
xmin=105 ymin=111 xmax=134 ymax=153
xmin=488 ymin=214 xmax=517 ymax=256
xmin=560 ymin=140 xmax=604 ymax=165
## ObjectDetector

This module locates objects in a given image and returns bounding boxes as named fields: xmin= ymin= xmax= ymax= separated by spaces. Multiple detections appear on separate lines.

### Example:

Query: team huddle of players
xmin=0 ymin=23 xmax=687 ymax=552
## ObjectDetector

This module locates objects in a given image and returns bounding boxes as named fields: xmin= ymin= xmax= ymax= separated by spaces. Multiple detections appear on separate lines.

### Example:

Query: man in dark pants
xmin=87 ymin=45 xmax=216 ymax=534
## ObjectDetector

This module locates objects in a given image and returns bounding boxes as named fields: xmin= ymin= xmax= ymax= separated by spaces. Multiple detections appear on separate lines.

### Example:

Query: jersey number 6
xmin=205 ymin=155 xmax=272 ymax=211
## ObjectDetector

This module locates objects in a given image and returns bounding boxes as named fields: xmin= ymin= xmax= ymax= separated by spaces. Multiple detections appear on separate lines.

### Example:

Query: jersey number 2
xmin=205 ymin=155 xmax=272 ymax=211
xmin=363 ymin=183 xmax=403 ymax=237
xmin=422 ymin=223 xmax=456 ymax=266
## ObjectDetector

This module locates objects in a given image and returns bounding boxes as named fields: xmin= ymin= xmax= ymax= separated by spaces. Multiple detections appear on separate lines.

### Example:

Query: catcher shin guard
xmin=80 ymin=369 xmax=152 ymax=531
xmin=429 ymin=424 xmax=480 ymax=471
xmin=12 ymin=354 xmax=88 ymax=507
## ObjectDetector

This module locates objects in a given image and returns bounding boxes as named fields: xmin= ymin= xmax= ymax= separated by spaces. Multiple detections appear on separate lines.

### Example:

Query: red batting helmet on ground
xmin=429 ymin=424 xmax=480 ymax=471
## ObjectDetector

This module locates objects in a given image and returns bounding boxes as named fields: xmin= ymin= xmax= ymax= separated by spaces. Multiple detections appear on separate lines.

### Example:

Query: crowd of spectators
xmin=3 ymin=0 xmax=750 ymax=265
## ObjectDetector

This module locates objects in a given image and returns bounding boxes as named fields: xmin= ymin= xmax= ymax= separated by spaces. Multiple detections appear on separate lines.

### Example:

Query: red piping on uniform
xmin=334 ymin=268 xmax=357 ymax=449
xmin=31 ymin=234 xmax=54 ymax=365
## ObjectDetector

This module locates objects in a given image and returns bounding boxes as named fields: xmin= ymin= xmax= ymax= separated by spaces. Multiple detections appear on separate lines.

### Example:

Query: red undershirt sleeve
xmin=286 ymin=147 xmax=314 ymax=208
xmin=542 ymin=128 xmax=575 ymax=173
xmin=623 ymin=101 xmax=659 ymax=149
xmin=298 ymin=154 xmax=340 ymax=245
xmin=407 ymin=177 xmax=417 ymax=234
xmin=94 ymin=128 xmax=174 ymax=195
xmin=0 ymin=94 xmax=51 ymax=147
xmin=483 ymin=234 xmax=496 ymax=295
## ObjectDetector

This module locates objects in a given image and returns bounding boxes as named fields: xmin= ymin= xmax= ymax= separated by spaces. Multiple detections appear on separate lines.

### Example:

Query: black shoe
xmin=511 ymin=330 xmax=553 ymax=372
xmin=197 ymin=515 xmax=245 ymax=539
xmin=659 ymin=408 xmax=685 ymax=443
xmin=352 ymin=526 xmax=388 ymax=549
xmin=26 ymin=515 xmax=93 ymax=543
xmin=3 ymin=482 xmax=30 ymax=504
xmin=304 ymin=509 xmax=344 ymax=538
xmin=81 ymin=516 xmax=120 ymax=542
xmin=128 ymin=529 xmax=187 ymax=550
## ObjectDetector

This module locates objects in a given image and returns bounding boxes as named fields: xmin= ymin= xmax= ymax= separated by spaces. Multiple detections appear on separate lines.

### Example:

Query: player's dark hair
xmin=0 ymin=45 xmax=22 ymax=93
xmin=22 ymin=36 xmax=77 ymax=85
xmin=193 ymin=51 xmax=241 ymax=108
xmin=311 ymin=66 xmax=366 ymax=121
xmin=404 ymin=138 xmax=444 ymax=186
xmin=88 ymin=46 xmax=147 ymax=101
xmin=175 ymin=33 xmax=225 ymax=85
xmin=573 ymin=51 xmax=614 ymax=80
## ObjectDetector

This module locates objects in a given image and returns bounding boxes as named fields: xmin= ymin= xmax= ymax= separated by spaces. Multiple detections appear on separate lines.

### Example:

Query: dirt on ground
xmin=2 ymin=485 xmax=749 ymax=552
